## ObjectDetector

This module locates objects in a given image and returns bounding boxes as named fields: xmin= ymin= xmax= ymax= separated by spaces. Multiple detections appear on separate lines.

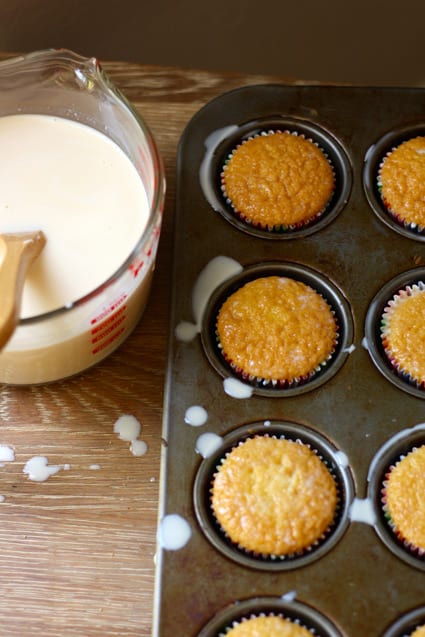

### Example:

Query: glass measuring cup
xmin=0 ymin=49 xmax=165 ymax=384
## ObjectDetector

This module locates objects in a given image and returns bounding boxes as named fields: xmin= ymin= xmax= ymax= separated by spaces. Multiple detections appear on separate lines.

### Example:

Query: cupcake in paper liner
xmin=215 ymin=276 xmax=339 ymax=389
xmin=381 ymin=445 xmax=425 ymax=558
xmin=380 ymin=281 xmax=425 ymax=389
xmin=218 ymin=612 xmax=315 ymax=636
xmin=377 ymin=136 xmax=425 ymax=233
xmin=210 ymin=434 xmax=339 ymax=561
xmin=220 ymin=130 xmax=335 ymax=233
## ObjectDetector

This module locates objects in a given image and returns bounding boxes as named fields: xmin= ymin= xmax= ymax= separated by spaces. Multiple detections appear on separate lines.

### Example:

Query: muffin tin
xmin=154 ymin=85 xmax=425 ymax=637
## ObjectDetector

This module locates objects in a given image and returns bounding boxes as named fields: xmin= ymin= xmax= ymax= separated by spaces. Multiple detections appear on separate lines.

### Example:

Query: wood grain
xmin=0 ymin=53 xmax=289 ymax=636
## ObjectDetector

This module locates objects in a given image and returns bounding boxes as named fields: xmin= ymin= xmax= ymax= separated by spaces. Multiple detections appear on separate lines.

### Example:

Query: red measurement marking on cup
xmin=92 ymin=306 xmax=126 ymax=341
xmin=90 ymin=294 xmax=128 ymax=355
xmin=91 ymin=293 xmax=127 ymax=325
xmin=129 ymin=258 xmax=144 ymax=278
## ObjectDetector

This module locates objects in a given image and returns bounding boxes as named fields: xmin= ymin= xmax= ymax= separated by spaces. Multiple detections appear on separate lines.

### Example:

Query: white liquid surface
xmin=0 ymin=445 xmax=15 ymax=462
xmin=114 ymin=414 xmax=142 ymax=441
xmin=130 ymin=440 xmax=148 ymax=456
xmin=281 ymin=590 xmax=297 ymax=602
xmin=175 ymin=255 xmax=243 ymax=341
xmin=158 ymin=514 xmax=192 ymax=551
xmin=195 ymin=432 xmax=223 ymax=458
xmin=223 ymin=377 xmax=254 ymax=399
xmin=23 ymin=456 xmax=62 ymax=482
xmin=114 ymin=414 xmax=148 ymax=456
xmin=335 ymin=450 xmax=349 ymax=468
xmin=184 ymin=405 xmax=208 ymax=427
xmin=0 ymin=114 xmax=149 ymax=318
xmin=349 ymin=497 xmax=377 ymax=525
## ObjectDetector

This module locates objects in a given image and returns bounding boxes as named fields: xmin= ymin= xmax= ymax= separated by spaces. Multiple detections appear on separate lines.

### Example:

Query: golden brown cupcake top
xmin=380 ymin=136 xmax=425 ymax=228
xmin=411 ymin=626 xmax=425 ymax=637
xmin=385 ymin=445 xmax=425 ymax=551
xmin=216 ymin=276 xmax=337 ymax=383
xmin=223 ymin=615 xmax=312 ymax=636
xmin=382 ymin=287 xmax=425 ymax=383
xmin=211 ymin=436 xmax=337 ymax=556
xmin=222 ymin=131 xmax=335 ymax=228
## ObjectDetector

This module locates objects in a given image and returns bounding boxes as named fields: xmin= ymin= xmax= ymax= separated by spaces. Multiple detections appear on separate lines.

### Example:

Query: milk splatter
xmin=282 ymin=590 xmax=297 ymax=602
xmin=114 ymin=414 xmax=148 ymax=457
xmin=130 ymin=440 xmax=148 ymax=456
xmin=195 ymin=432 xmax=223 ymax=458
xmin=175 ymin=256 xmax=243 ymax=341
xmin=158 ymin=514 xmax=192 ymax=550
xmin=349 ymin=497 xmax=376 ymax=525
xmin=335 ymin=450 xmax=349 ymax=468
xmin=184 ymin=405 xmax=208 ymax=427
xmin=0 ymin=445 xmax=15 ymax=462
xmin=361 ymin=337 xmax=370 ymax=351
xmin=23 ymin=456 xmax=62 ymax=482
xmin=223 ymin=377 xmax=253 ymax=399
xmin=114 ymin=414 xmax=141 ymax=441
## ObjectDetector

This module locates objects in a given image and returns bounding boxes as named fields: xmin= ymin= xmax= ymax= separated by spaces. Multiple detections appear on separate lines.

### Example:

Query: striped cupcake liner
xmin=380 ymin=282 xmax=425 ymax=390
xmin=377 ymin=145 xmax=425 ymax=235
xmin=380 ymin=446 xmax=425 ymax=560
xmin=218 ymin=611 xmax=315 ymax=637
xmin=215 ymin=288 xmax=340 ymax=391
xmin=209 ymin=433 xmax=341 ymax=563
xmin=220 ymin=129 xmax=336 ymax=234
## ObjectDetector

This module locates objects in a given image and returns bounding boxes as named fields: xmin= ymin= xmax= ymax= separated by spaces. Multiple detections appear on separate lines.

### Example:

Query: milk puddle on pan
xmin=155 ymin=84 xmax=425 ymax=637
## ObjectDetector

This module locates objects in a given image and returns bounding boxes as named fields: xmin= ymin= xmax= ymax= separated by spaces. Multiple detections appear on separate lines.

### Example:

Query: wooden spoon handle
xmin=0 ymin=231 xmax=46 ymax=350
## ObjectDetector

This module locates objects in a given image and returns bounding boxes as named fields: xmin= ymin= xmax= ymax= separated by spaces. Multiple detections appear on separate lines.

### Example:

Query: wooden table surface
xmin=0 ymin=54 xmax=294 ymax=637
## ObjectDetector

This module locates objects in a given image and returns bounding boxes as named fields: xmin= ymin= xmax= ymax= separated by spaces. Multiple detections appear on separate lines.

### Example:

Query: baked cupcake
xmin=220 ymin=614 xmax=313 ymax=636
xmin=378 ymin=136 xmax=425 ymax=231
xmin=411 ymin=627 xmax=425 ymax=637
xmin=221 ymin=130 xmax=335 ymax=231
xmin=380 ymin=282 xmax=425 ymax=388
xmin=211 ymin=435 xmax=338 ymax=558
xmin=216 ymin=276 xmax=338 ymax=388
xmin=381 ymin=445 xmax=425 ymax=555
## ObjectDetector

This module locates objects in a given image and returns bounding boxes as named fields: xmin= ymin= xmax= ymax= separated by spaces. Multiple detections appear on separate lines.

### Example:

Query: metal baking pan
xmin=154 ymin=85 xmax=425 ymax=637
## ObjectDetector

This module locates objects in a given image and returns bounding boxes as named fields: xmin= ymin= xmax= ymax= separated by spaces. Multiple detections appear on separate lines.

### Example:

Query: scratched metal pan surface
xmin=154 ymin=85 xmax=425 ymax=637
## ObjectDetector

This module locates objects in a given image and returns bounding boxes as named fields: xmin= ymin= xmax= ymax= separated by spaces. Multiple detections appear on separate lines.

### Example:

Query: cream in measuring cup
xmin=0 ymin=113 xmax=159 ymax=384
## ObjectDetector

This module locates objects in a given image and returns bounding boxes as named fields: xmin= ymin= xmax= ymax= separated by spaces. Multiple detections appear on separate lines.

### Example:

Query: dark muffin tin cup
xmin=381 ymin=605 xmax=425 ymax=637
xmin=367 ymin=423 xmax=425 ymax=570
xmin=193 ymin=420 xmax=355 ymax=571
xmin=363 ymin=123 xmax=425 ymax=241
xmin=201 ymin=260 xmax=354 ymax=397
xmin=197 ymin=595 xmax=345 ymax=637
xmin=200 ymin=116 xmax=352 ymax=240
xmin=364 ymin=267 xmax=425 ymax=398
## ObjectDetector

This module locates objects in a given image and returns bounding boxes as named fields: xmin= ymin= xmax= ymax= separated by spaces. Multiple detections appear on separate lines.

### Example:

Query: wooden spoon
xmin=0 ymin=231 xmax=46 ymax=350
